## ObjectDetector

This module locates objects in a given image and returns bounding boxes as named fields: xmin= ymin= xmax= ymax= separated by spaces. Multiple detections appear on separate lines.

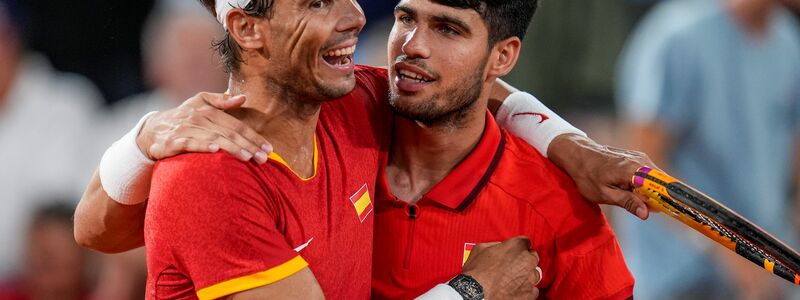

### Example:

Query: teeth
xmin=398 ymin=69 xmax=432 ymax=82
xmin=324 ymin=45 xmax=356 ymax=57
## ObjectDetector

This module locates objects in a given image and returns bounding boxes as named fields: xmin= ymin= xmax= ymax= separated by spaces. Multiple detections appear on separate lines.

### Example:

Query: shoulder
xmin=491 ymin=131 xmax=579 ymax=207
xmin=151 ymin=152 xmax=276 ymax=206
xmin=154 ymin=152 xmax=259 ymax=180
xmin=148 ymin=152 xmax=283 ymax=235
xmin=492 ymin=132 xmax=612 ymax=251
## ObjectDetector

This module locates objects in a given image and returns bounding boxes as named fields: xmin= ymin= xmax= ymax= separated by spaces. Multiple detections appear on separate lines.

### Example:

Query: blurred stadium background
xmin=0 ymin=0 xmax=798 ymax=299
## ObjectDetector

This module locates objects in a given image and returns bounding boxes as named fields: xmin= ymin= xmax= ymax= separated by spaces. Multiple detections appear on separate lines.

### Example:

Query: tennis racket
xmin=632 ymin=166 xmax=800 ymax=286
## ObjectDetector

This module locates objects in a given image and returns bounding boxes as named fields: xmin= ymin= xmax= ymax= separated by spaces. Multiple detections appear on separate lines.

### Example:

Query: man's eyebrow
xmin=394 ymin=4 xmax=416 ymax=19
xmin=431 ymin=14 xmax=472 ymax=35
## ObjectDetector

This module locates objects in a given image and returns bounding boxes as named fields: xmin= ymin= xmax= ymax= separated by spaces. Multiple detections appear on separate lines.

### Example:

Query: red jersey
xmin=145 ymin=66 xmax=391 ymax=300
xmin=371 ymin=112 xmax=634 ymax=300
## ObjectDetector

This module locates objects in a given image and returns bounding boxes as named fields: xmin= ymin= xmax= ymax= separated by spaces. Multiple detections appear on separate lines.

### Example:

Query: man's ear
xmin=226 ymin=9 xmax=269 ymax=56
xmin=486 ymin=37 xmax=522 ymax=79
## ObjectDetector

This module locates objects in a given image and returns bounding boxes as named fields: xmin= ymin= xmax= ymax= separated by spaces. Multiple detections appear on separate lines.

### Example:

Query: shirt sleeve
xmin=545 ymin=232 xmax=634 ymax=300
xmin=146 ymin=152 xmax=307 ymax=300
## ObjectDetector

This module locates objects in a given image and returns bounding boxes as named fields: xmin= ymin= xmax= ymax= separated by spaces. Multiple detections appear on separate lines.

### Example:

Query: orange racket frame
xmin=632 ymin=167 xmax=800 ymax=286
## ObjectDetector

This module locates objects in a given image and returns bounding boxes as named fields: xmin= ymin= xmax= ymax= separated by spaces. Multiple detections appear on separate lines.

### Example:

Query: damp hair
xmin=196 ymin=0 xmax=276 ymax=73
xmin=431 ymin=0 xmax=538 ymax=46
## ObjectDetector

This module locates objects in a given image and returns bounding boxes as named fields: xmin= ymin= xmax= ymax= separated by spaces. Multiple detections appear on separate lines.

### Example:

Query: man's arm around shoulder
xmin=74 ymin=169 xmax=147 ymax=253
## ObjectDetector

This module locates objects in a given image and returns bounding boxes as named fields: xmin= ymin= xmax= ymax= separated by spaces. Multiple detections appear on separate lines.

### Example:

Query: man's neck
xmin=228 ymin=73 xmax=322 ymax=178
xmin=387 ymin=96 xmax=489 ymax=203
xmin=728 ymin=0 xmax=776 ymax=38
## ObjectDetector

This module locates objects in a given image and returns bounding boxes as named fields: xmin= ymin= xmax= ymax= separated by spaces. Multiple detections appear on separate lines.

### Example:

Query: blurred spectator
xmin=616 ymin=0 xmax=800 ymax=299
xmin=0 ymin=0 xmax=102 ymax=278
xmin=0 ymin=202 xmax=91 ymax=300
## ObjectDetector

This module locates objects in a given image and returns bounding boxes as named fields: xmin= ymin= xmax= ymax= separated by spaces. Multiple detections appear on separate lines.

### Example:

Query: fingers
xmin=532 ymin=287 xmax=540 ymax=299
xmin=196 ymin=111 xmax=272 ymax=162
xmin=190 ymin=92 xmax=247 ymax=110
xmin=141 ymin=93 xmax=273 ymax=163
xmin=603 ymin=188 xmax=649 ymax=220
xmin=501 ymin=236 xmax=531 ymax=251
xmin=468 ymin=241 xmax=501 ymax=259
xmin=148 ymin=127 xmax=267 ymax=163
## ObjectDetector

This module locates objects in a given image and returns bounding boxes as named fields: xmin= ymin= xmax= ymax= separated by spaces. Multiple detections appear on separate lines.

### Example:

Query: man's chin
xmin=388 ymin=96 xmax=440 ymax=123
xmin=315 ymin=76 xmax=356 ymax=100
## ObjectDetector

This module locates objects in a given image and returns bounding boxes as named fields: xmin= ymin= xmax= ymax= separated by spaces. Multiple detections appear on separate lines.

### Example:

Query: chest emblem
xmin=349 ymin=183 xmax=373 ymax=223
xmin=463 ymin=243 xmax=476 ymax=265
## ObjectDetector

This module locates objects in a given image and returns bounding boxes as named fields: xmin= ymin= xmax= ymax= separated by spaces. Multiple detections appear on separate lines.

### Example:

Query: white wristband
xmin=98 ymin=111 xmax=158 ymax=205
xmin=496 ymin=91 xmax=586 ymax=157
xmin=415 ymin=284 xmax=463 ymax=300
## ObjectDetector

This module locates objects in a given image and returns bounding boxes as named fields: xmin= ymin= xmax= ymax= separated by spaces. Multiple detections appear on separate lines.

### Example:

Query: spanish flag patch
xmin=350 ymin=183 xmax=373 ymax=223
xmin=463 ymin=243 xmax=476 ymax=265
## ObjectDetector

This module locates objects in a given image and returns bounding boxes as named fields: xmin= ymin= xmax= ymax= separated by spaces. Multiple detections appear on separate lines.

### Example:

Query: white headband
xmin=215 ymin=0 xmax=252 ymax=29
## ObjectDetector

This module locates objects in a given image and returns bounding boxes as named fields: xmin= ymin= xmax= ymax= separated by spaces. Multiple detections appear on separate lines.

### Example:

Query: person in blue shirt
xmin=616 ymin=0 xmax=800 ymax=298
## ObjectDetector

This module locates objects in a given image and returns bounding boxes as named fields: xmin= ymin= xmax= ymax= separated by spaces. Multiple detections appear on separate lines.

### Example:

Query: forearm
xmin=74 ymin=169 xmax=146 ymax=253
xmin=547 ymin=133 xmax=601 ymax=177
xmin=623 ymin=123 xmax=670 ymax=169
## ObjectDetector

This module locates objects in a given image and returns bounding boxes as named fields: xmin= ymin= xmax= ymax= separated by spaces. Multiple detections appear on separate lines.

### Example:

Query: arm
xmin=489 ymin=79 xmax=655 ymax=220
xmin=74 ymin=170 xmax=147 ymax=252
xmin=226 ymin=268 xmax=324 ymax=300
xmin=74 ymin=93 xmax=272 ymax=252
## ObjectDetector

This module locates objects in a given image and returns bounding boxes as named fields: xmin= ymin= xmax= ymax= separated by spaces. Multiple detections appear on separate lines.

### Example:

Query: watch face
xmin=450 ymin=275 xmax=484 ymax=300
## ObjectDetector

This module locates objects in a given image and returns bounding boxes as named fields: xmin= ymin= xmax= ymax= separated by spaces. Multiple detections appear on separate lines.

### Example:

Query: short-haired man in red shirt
xmin=371 ymin=0 xmax=634 ymax=299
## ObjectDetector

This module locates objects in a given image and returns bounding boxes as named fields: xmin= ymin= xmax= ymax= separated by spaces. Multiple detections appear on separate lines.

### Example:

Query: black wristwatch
xmin=448 ymin=274 xmax=484 ymax=300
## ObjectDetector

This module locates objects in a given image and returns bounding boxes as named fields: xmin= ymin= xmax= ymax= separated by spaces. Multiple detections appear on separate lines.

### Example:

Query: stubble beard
xmin=388 ymin=58 xmax=487 ymax=129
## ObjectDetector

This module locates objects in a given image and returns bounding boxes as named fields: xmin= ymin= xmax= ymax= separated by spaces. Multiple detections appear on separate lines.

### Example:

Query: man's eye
xmin=437 ymin=25 xmax=459 ymax=35
xmin=398 ymin=14 xmax=413 ymax=25
xmin=310 ymin=0 xmax=328 ymax=9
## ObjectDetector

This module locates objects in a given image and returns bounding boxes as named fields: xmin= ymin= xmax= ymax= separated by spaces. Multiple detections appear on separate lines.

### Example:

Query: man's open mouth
xmin=397 ymin=68 xmax=435 ymax=83
xmin=322 ymin=45 xmax=356 ymax=66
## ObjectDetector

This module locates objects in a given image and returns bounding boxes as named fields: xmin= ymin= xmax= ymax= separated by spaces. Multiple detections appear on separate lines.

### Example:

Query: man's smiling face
xmin=386 ymin=0 xmax=493 ymax=125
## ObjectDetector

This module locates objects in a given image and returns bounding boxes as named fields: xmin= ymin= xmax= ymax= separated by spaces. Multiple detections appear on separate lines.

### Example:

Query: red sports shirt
xmin=371 ymin=112 xmax=634 ymax=300
xmin=145 ymin=66 xmax=391 ymax=300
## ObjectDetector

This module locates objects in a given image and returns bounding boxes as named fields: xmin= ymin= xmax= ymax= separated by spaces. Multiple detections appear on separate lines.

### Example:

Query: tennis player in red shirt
xmin=371 ymin=0 xmax=634 ymax=299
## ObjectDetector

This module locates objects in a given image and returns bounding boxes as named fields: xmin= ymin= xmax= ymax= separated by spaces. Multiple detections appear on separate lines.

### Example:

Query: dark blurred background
xmin=23 ymin=0 xmax=155 ymax=103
